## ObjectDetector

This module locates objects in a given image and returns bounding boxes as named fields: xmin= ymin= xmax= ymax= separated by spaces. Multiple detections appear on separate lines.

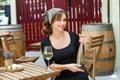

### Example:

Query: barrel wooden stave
xmin=82 ymin=23 xmax=116 ymax=75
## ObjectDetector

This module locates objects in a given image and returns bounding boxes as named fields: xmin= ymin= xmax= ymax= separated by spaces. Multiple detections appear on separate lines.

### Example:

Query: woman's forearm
xmin=49 ymin=63 xmax=84 ymax=72
xmin=49 ymin=63 xmax=68 ymax=71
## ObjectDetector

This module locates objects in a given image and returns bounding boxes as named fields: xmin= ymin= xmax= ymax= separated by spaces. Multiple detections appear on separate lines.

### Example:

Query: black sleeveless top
xmin=41 ymin=32 xmax=89 ymax=80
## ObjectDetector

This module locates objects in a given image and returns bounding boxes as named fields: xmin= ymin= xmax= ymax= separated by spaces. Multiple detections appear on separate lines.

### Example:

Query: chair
xmin=77 ymin=35 xmax=104 ymax=80
xmin=84 ymin=35 xmax=104 ymax=80
xmin=2 ymin=33 xmax=39 ymax=63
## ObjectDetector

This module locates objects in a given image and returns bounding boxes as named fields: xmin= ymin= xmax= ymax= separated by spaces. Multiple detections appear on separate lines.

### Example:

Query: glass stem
xmin=47 ymin=60 xmax=49 ymax=68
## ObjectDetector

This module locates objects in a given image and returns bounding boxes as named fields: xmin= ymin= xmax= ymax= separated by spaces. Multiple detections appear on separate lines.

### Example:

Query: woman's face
xmin=51 ymin=13 xmax=67 ymax=32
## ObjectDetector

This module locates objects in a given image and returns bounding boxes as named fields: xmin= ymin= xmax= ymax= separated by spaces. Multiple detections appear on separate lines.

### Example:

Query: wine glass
xmin=43 ymin=46 xmax=53 ymax=70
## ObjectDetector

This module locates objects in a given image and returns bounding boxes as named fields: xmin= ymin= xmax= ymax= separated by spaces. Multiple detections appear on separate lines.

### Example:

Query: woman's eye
xmin=63 ymin=19 xmax=67 ymax=21
xmin=57 ymin=18 xmax=67 ymax=22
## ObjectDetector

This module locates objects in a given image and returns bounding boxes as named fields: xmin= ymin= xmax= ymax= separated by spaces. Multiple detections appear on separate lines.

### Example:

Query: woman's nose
xmin=60 ymin=20 xmax=65 ymax=25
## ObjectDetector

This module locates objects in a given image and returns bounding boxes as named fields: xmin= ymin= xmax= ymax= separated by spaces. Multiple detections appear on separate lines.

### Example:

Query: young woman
xmin=41 ymin=8 xmax=89 ymax=80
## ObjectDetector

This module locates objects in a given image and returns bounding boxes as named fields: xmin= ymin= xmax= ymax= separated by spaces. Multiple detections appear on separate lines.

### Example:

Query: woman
xmin=41 ymin=8 xmax=89 ymax=80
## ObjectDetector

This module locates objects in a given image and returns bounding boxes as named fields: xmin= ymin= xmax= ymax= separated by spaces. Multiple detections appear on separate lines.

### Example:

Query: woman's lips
xmin=58 ymin=25 xmax=65 ymax=29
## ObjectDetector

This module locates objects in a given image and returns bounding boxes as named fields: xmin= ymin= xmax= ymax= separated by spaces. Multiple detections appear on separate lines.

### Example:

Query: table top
xmin=30 ymin=42 xmax=41 ymax=48
xmin=0 ymin=62 xmax=60 ymax=80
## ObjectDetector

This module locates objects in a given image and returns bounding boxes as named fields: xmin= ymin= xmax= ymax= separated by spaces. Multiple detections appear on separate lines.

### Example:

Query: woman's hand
xmin=79 ymin=33 xmax=86 ymax=46
xmin=65 ymin=63 xmax=84 ymax=72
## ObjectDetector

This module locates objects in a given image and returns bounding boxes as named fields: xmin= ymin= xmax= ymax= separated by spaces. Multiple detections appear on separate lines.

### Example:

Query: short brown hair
xmin=41 ymin=8 xmax=67 ymax=37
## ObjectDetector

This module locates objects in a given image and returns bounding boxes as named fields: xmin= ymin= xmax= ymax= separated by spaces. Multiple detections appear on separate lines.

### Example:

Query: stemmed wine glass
xmin=43 ymin=46 xmax=53 ymax=70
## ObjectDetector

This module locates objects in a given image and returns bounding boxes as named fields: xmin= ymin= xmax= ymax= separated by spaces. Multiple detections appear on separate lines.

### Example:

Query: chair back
xmin=4 ymin=34 xmax=16 ymax=51
xmin=84 ymin=35 xmax=104 ymax=80
xmin=2 ymin=33 xmax=22 ymax=60
xmin=87 ymin=35 xmax=104 ymax=61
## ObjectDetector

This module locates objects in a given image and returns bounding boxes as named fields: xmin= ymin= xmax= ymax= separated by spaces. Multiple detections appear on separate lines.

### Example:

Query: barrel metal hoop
xmin=86 ymin=39 xmax=115 ymax=44
xmin=88 ymin=56 xmax=116 ymax=61
xmin=82 ymin=24 xmax=113 ymax=31
xmin=98 ymin=56 xmax=116 ymax=61
xmin=96 ymin=70 xmax=114 ymax=76
xmin=1 ymin=36 xmax=25 ymax=40
xmin=104 ymin=40 xmax=115 ymax=44
xmin=82 ymin=27 xmax=113 ymax=31
xmin=0 ymin=25 xmax=22 ymax=28
xmin=14 ymin=36 xmax=25 ymax=39
xmin=0 ymin=29 xmax=23 ymax=32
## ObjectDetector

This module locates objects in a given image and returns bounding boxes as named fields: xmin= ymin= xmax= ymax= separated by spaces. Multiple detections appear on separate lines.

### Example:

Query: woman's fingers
xmin=78 ymin=33 xmax=86 ymax=45
xmin=79 ymin=33 xmax=85 ymax=38
xmin=65 ymin=64 xmax=84 ymax=72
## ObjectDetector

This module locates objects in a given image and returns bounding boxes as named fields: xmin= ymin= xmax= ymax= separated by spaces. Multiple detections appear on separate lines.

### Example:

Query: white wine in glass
xmin=43 ymin=52 xmax=53 ymax=60
xmin=43 ymin=46 xmax=53 ymax=70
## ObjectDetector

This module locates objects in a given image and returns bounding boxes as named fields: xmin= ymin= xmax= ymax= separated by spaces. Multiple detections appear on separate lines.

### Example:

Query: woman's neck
xmin=51 ymin=31 xmax=65 ymax=40
xmin=49 ymin=31 xmax=70 ymax=49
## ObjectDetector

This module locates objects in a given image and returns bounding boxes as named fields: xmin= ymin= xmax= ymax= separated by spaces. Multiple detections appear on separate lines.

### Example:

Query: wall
xmin=101 ymin=0 xmax=108 ymax=22
xmin=110 ymin=0 xmax=120 ymax=68
xmin=102 ymin=0 xmax=120 ymax=68
xmin=10 ymin=0 xmax=16 ymax=24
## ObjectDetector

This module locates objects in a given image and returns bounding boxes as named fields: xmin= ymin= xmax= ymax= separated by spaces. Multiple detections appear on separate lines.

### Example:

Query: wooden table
xmin=30 ymin=42 xmax=41 ymax=48
xmin=0 ymin=62 xmax=60 ymax=80
xmin=15 ymin=56 xmax=39 ymax=63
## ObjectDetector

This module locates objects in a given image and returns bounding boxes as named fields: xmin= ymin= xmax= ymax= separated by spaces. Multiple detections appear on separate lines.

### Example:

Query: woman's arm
xmin=77 ymin=33 xmax=86 ymax=64
xmin=49 ymin=63 xmax=84 ymax=72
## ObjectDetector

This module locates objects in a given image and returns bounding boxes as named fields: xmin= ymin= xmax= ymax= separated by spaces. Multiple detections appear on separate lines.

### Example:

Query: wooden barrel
xmin=0 ymin=24 xmax=25 ymax=60
xmin=82 ymin=23 xmax=116 ymax=76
